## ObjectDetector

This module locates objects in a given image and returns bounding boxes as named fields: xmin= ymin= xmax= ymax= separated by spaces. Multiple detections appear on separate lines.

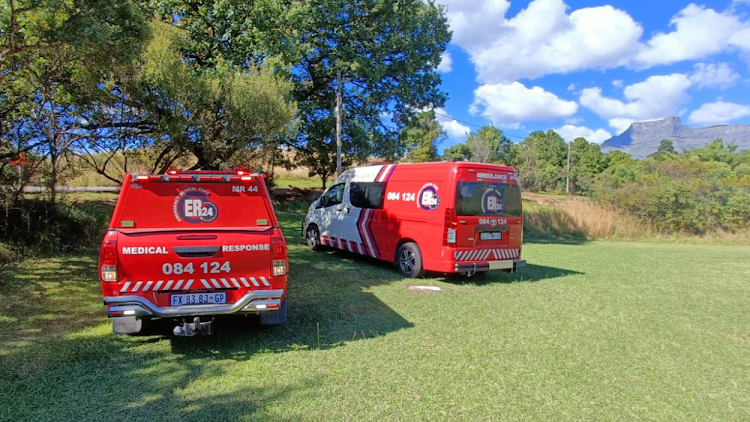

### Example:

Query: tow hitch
xmin=173 ymin=317 xmax=214 ymax=336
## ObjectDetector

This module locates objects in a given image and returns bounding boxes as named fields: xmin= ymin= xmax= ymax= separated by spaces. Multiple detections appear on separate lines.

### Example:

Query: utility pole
xmin=566 ymin=140 xmax=571 ymax=195
xmin=335 ymin=70 xmax=343 ymax=177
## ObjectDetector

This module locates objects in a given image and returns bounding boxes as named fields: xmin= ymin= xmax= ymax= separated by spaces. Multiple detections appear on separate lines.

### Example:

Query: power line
xmin=432 ymin=111 xmax=526 ymax=140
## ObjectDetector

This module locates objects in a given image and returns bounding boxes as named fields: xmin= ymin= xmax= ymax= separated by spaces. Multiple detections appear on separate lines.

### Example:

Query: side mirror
xmin=315 ymin=198 xmax=325 ymax=208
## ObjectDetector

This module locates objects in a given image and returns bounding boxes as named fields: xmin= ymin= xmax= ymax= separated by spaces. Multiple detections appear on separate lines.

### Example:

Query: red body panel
xmin=99 ymin=172 xmax=287 ymax=315
xmin=307 ymin=162 xmax=523 ymax=274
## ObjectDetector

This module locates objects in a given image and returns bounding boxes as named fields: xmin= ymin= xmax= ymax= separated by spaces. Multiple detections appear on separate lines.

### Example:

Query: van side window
xmin=321 ymin=183 xmax=345 ymax=207
xmin=350 ymin=182 xmax=386 ymax=209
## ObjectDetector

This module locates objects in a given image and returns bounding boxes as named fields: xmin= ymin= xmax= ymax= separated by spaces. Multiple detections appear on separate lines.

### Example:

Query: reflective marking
xmin=260 ymin=276 xmax=270 ymax=287
xmin=164 ymin=280 xmax=174 ymax=291
xmin=132 ymin=281 xmax=143 ymax=292
xmin=211 ymin=278 xmax=221 ymax=289
xmin=221 ymin=278 xmax=230 ymax=288
xmin=184 ymin=279 xmax=194 ymax=290
xmin=482 ymin=250 xmax=491 ymax=260
xmin=231 ymin=278 xmax=241 ymax=288
xmin=174 ymin=280 xmax=184 ymax=290
xmin=336 ymin=238 xmax=342 ymax=249
xmin=154 ymin=280 xmax=164 ymax=291
xmin=378 ymin=164 xmax=393 ymax=182
xmin=250 ymin=277 xmax=260 ymax=287
xmin=120 ymin=281 xmax=131 ymax=292
xmin=143 ymin=281 xmax=153 ymax=291
xmin=361 ymin=209 xmax=376 ymax=257
xmin=240 ymin=277 xmax=250 ymax=287
xmin=201 ymin=279 xmax=211 ymax=289
xmin=357 ymin=243 xmax=364 ymax=254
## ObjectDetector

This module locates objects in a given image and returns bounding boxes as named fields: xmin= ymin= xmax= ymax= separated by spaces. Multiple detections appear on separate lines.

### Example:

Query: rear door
xmin=453 ymin=167 xmax=523 ymax=260
xmin=112 ymin=174 xmax=279 ymax=305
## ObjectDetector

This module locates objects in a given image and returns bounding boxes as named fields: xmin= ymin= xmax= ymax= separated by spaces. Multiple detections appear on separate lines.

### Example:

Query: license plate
xmin=170 ymin=292 xmax=227 ymax=306
xmin=480 ymin=232 xmax=502 ymax=240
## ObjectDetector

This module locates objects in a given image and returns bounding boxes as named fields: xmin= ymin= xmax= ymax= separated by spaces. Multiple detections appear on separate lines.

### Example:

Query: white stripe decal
xmin=503 ymin=249 xmax=509 ymax=259
xmin=201 ymin=279 xmax=211 ymax=289
xmin=174 ymin=280 xmax=184 ymax=290
xmin=378 ymin=165 xmax=393 ymax=182
xmin=482 ymin=250 xmax=491 ymax=260
xmin=361 ymin=209 xmax=376 ymax=257
xmin=143 ymin=281 xmax=153 ymax=292
xmin=221 ymin=278 xmax=230 ymax=288
xmin=133 ymin=281 xmax=143 ymax=292
xmin=492 ymin=250 xmax=499 ymax=260
xmin=163 ymin=280 xmax=173 ymax=291
xmin=231 ymin=278 xmax=241 ymax=288
xmin=240 ymin=277 xmax=250 ymax=287
xmin=469 ymin=250 xmax=480 ymax=261
xmin=120 ymin=281 xmax=131 ymax=292
xmin=250 ymin=277 xmax=260 ymax=287
xmin=260 ymin=276 xmax=270 ymax=287
xmin=457 ymin=251 xmax=466 ymax=261
xmin=210 ymin=278 xmax=220 ymax=289
xmin=153 ymin=280 xmax=163 ymax=291
xmin=184 ymin=279 xmax=194 ymax=290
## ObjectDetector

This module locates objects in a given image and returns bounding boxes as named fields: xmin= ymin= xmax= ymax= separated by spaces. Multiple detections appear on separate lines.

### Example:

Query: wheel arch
xmin=394 ymin=237 xmax=419 ymax=261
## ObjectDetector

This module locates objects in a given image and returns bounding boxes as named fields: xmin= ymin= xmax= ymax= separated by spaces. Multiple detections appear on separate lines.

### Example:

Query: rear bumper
xmin=104 ymin=289 xmax=285 ymax=318
xmin=454 ymin=259 xmax=526 ymax=274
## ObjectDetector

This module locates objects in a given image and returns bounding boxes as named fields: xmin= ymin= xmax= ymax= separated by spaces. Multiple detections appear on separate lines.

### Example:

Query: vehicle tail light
xmin=443 ymin=208 xmax=457 ymax=246
xmin=271 ymin=237 xmax=287 ymax=276
xmin=99 ymin=240 xmax=118 ymax=282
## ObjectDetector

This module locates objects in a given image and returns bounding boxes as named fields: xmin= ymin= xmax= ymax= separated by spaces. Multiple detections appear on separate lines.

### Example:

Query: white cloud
xmin=434 ymin=108 xmax=471 ymax=139
xmin=440 ymin=1 xmax=750 ymax=82
xmin=635 ymin=4 xmax=749 ymax=67
xmin=470 ymin=81 xmax=578 ymax=128
xmin=442 ymin=0 xmax=642 ymax=83
xmin=437 ymin=51 xmax=453 ymax=73
xmin=612 ymin=80 xmax=623 ymax=88
xmin=690 ymin=63 xmax=741 ymax=90
xmin=567 ymin=83 xmax=576 ymax=91
xmin=580 ymin=73 xmax=692 ymax=132
xmin=556 ymin=125 xmax=612 ymax=144
xmin=689 ymin=101 xmax=750 ymax=126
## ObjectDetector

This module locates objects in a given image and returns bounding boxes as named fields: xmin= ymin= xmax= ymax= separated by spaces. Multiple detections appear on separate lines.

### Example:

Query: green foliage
xmin=464 ymin=125 xmax=511 ymax=164
xmin=512 ymin=129 xmax=567 ymax=192
xmin=442 ymin=143 xmax=471 ymax=161
xmin=568 ymin=137 xmax=606 ymax=194
xmin=400 ymin=110 xmax=443 ymax=162
xmin=130 ymin=21 xmax=297 ymax=170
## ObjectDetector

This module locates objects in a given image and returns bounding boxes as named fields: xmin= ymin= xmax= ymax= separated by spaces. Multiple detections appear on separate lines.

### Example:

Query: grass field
xmin=1 ymin=208 xmax=749 ymax=421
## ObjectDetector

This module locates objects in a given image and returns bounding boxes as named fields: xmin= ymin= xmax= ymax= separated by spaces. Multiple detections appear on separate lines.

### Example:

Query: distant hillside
xmin=600 ymin=117 xmax=750 ymax=159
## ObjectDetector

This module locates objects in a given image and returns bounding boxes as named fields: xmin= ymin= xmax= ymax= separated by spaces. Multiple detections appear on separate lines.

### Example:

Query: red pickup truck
xmin=99 ymin=170 xmax=288 ymax=336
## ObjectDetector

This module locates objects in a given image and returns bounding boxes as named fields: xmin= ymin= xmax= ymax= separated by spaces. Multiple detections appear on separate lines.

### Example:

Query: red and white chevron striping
xmin=118 ymin=276 xmax=271 ymax=293
xmin=453 ymin=248 xmax=519 ymax=261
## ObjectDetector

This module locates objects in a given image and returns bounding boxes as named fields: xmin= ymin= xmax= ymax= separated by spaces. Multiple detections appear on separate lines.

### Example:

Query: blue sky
xmin=433 ymin=0 xmax=750 ymax=151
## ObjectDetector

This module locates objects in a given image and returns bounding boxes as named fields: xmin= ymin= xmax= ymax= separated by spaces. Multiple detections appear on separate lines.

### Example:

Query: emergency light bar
xmin=132 ymin=170 xmax=266 ymax=183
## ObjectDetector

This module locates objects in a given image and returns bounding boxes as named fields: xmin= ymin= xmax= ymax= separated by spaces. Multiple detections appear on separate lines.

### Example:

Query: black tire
xmin=306 ymin=225 xmax=323 ymax=251
xmin=396 ymin=242 xmax=425 ymax=278
xmin=260 ymin=298 xmax=287 ymax=325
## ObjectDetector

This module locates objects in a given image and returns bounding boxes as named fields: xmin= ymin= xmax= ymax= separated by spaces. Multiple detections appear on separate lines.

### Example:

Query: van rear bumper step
xmin=104 ymin=289 xmax=284 ymax=318
xmin=455 ymin=259 xmax=526 ymax=274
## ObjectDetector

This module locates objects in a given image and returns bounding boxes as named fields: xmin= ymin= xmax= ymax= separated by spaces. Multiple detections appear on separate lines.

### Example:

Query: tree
xmin=443 ymin=143 xmax=471 ymax=161
xmin=400 ymin=110 xmax=444 ymax=162
xmin=465 ymin=125 xmax=511 ymax=163
xmin=569 ymin=137 xmax=605 ymax=194
xmin=512 ymin=130 xmax=567 ymax=192
xmin=648 ymin=138 xmax=678 ymax=161
xmin=1 ymin=0 xmax=149 ymax=202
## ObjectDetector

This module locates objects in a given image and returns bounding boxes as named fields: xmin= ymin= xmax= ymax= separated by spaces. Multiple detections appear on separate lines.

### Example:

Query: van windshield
xmin=455 ymin=182 xmax=522 ymax=217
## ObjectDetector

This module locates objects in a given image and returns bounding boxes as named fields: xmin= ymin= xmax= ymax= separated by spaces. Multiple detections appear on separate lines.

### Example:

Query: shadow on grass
xmin=441 ymin=263 xmax=584 ymax=285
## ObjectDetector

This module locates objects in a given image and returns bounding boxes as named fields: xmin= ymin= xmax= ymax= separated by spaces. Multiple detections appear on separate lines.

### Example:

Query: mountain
xmin=600 ymin=117 xmax=750 ymax=159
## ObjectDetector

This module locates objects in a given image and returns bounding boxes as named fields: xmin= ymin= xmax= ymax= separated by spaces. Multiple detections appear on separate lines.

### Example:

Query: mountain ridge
xmin=600 ymin=117 xmax=750 ymax=159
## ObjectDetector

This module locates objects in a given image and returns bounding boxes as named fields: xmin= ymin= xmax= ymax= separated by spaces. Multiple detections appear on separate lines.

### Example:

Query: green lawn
xmin=1 ymin=209 xmax=749 ymax=421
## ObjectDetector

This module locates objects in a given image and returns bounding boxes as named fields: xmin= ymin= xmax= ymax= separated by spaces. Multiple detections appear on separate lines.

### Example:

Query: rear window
xmin=455 ymin=182 xmax=522 ymax=217
xmin=350 ymin=182 xmax=386 ymax=209
xmin=115 ymin=182 xmax=272 ymax=229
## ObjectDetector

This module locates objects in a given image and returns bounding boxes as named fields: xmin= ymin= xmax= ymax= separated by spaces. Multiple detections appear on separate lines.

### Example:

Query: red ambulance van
xmin=99 ymin=170 xmax=288 ymax=336
xmin=303 ymin=162 xmax=525 ymax=277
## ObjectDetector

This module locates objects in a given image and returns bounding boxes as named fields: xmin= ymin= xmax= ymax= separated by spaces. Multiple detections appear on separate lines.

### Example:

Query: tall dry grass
xmin=523 ymin=194 xmax=750 ymax=243
xmin=523 ymin=194 xmax=649 ymax=240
